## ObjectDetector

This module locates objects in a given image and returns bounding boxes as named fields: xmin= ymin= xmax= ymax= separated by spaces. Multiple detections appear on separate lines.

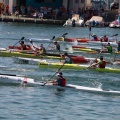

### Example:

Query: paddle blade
xmin=89 ymin=26 xmax=91 ymax=31
xmin=62 ymin=33 xmax=68 ymax=37
xmin=52 ymin=36 xmax=55 ymax=40
xmin=111 ymin=34 xmax=118 ymax=37
xmin=21 ymin=37 xmax=25 ymax=40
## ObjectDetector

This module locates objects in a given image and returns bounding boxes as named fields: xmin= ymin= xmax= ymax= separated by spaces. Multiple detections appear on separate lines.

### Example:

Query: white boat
xmin=85 ymin=16 xmax=104 ymax=27
xmin=78 ymin=41 xmax=118 ymax=47
xmin=0 ymin=74 xmax=120 ymax=95
xmin=12 ymin=57 xmax=47 ymax=65
xmin=109 ymin=15 xmax=120 ymax=28
xmin=63 ymin=14 xmax=84 ymax=27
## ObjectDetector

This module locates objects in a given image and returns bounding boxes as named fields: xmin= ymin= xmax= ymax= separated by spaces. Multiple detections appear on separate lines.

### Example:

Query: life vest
xmin=58 ymin=77 xmax=66 ymax=86
xmin=103 ymin=37 xmax=108 ymax=42
xmin=61 ymin=78 xmax=66 ymax=86
xmin=107 ymin=46 xmax=112 ymax=53
xmin=94 ymin=37 xmax=99 ymax=41
xmin=99 ymin=60 xmax=106 ymax=68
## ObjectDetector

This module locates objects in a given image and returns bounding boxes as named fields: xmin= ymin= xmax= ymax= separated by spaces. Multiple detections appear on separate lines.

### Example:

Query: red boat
xmin=8 ymin=45 xmax=32 ymax=50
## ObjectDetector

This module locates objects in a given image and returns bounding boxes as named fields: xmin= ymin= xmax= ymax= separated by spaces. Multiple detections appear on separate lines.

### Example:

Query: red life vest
xmin=61 ymin=78 xmax=66 ymax=86
xmin=99 ymin=60 xmax=106 ymax=68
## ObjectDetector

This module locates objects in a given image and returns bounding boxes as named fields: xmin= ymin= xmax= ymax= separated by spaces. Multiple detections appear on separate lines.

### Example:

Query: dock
xmin=0 ymin=15 xmax=66 ymax=25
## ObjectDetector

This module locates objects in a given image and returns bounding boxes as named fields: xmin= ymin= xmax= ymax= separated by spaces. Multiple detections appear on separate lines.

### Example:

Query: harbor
xmin=0 ymin=0 xmax=120 ymax=119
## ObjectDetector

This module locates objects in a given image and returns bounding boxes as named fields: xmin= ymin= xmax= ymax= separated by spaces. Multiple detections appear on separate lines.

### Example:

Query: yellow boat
xmin=38 ymin=61 xmax=120 ymax=73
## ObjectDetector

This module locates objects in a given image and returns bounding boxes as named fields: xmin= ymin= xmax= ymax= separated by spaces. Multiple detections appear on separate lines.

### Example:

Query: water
xmin=0 ymin=22 xmax=120 ymax=120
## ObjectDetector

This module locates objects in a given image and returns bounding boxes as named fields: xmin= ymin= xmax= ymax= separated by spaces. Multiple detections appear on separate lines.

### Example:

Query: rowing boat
xmin=38 ymin=61 xmax=120 ymax=73
xmin=13 ymin=57 xmax=47 ymax=65
xmin=0 ymin=50 xmax=62 ymax=59
xmin=12 ymin=55 xmax=90 ymax=64
xmin=1 ymin=50 xmax=91 ymax=63
xmin=0 ymin=74 xmax=120 ymax=95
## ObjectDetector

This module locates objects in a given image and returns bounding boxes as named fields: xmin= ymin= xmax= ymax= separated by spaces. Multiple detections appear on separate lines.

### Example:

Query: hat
xmin=100 ymin=56 xmax=103 ymax=59
xmin=57 ymin=72 xmax=62 ymax=76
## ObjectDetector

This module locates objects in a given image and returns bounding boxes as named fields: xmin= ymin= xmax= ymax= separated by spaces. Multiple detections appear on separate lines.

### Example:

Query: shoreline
xmin=0 ymin=15 xmax=66 ymax=25
xmin=0 ymin=15 xmax=110 ymax=27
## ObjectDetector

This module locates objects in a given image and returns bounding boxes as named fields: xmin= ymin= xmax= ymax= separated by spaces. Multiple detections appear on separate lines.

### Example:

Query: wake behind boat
xmin=0 ymin=74 xmax=120 ymax=95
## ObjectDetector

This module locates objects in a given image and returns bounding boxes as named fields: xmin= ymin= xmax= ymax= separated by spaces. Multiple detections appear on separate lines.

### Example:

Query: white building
xmin=0 ymin=0 xmax=119 ymax=14
xmin=63 ymin=0 xmax=92 ymax=13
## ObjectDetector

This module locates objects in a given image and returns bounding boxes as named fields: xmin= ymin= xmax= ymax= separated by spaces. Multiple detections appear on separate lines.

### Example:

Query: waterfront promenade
xmin=0 ymin=15 xmax=66 ymax=25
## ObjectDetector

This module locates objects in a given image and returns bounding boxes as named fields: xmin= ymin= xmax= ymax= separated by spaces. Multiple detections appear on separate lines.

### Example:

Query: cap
xmin=100 ymin=56 xmax=103 ymax=59
xmin=40 ymin=44 xmax=43 ymax=47
xmin=57 ymin=72 xmax=63 ymax=76
xmin=64 ymin=52 xmax=68 ymax=56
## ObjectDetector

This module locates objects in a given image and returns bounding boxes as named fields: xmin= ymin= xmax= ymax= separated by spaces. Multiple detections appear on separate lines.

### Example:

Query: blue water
xmin=0 ymin=22 xmax=120 ymax=120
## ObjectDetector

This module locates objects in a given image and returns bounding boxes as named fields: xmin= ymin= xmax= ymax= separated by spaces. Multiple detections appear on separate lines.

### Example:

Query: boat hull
xmin=0 ymin=74 xmax=120 ymax=95
xmin=38 ymin=62 xmax=120 ymax=73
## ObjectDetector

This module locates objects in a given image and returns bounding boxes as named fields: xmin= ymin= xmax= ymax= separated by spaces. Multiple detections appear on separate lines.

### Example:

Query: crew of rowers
xmin=17 ymin=36 xmax=120 ymax=87
xmin=18 ymin=36 xmax=120 ymax=67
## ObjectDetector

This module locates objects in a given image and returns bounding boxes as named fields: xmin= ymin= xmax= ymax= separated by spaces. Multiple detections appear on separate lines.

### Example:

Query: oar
xmin=46 ymin=36 xmax=55 ymax=50
xmin=13 ymin=37 xmax=25 ymax=46
xmin=110 ymin=34 xmax=118 ymax=37
xmin=42 ymin=63 xmax=65 ymax=86
xmin=0 ymin=73 xmax=24 ymax=77
xmin=89 ymin=26 xmax=91 ymax=39
xmin=62 ymin=33 xmax=68 ymax=37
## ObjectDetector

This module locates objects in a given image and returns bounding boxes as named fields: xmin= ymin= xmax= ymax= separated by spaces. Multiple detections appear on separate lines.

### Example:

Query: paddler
xmin=90 ymin=56 xmax=106 ymax=68
xmin=34 ymin=44 xmax=46 ymax=56
xmin=19 ymin=40 xmax=31 ymax=50
xmin=60 ymin=52 xmax=72 ymax=64
xmin=102 ymin=35 xmax=108 ymax=42
xmin=50 ymin=41 xmax=60 ymax=51
xmin=104 ymin=43 xmax=112 ymax=53
xmin=54 ymin=41 xmax=60 ymax=51
xmin=51 ymin=72 xmax=66 ymax=87
xmin=91 ymin=34 xmax=99 ymax=41
xmin=117 ymin=41 xmax=120 ymax=52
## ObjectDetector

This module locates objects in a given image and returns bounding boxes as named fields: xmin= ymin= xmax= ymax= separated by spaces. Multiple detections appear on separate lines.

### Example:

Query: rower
xmin=19 ymin=41 xmax=27 ymax=50
xmin=90 ymin=56 xmax=106 ymax=68
xmin=50 ymin=41 xmax=60 ymax=51
xmin=102 ymin=35 xmax=108 ymax=42
xmin=19 ymin=41 xmax=31 ymax=50
xmin=61 ymin=52 xmax=72 ymax=64
xmin=34 ymin=44 xmax=46 ymax=56
xmin=54 ymin=41 xmax=60 ymax=51
xmin=117 ymin=41 xmax=120 ymax=52
xmin=52 ymin=72 xmax=66 ymax=87
xmin=91 ymin=34 xmax=99 ymax=41
xmin=104 ymin=43 xmax=112 ymax=53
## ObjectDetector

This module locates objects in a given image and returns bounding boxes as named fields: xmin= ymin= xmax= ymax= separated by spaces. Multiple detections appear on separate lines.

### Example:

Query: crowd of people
xmin=0 ymin=3 xmax=109 ymax=22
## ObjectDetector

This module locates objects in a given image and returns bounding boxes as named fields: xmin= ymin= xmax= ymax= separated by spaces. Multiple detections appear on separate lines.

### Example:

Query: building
xmin=0 ymin=0 xmax=119 ymax=14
